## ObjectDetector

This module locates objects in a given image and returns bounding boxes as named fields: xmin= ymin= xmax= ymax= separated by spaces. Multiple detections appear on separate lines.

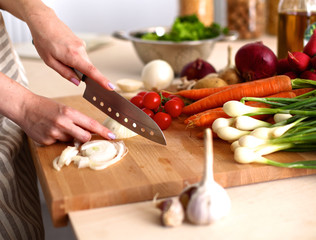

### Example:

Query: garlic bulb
xmin=185 ymin=128 xmax=231 ymax=225
xmin=141 ymin=60 xmax=174 ymax=91
xmin=103 ymin=117 xmax=137 ymax=139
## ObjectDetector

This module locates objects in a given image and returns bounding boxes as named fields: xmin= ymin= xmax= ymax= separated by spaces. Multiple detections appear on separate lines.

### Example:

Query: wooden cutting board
xmin=28 ymin=95 xmax=316 ymax=227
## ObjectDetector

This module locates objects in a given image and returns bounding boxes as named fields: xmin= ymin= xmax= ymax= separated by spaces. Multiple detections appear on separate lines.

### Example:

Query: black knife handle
xmin=73 ymin=68 xmax=87 ymax=82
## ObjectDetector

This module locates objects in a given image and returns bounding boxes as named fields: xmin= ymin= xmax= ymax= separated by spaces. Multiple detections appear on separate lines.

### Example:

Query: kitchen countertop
xmin=21 ymin=35 xmax=316 ymax=240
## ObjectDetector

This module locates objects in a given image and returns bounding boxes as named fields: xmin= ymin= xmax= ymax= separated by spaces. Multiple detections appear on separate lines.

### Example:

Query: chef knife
xmin=73 ymin=69 xmax=166 ymax=145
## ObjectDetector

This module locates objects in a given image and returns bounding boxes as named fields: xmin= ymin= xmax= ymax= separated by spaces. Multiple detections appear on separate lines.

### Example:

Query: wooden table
xmin=22 ymin=35 xmax=316 ymax=240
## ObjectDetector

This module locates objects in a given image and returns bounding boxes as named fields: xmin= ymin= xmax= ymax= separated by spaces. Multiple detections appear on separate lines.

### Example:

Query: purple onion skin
xmin=180 ymin=58 xmax=216 ymax=80
xmin=235 ymin=42 xmax=278 ymax=81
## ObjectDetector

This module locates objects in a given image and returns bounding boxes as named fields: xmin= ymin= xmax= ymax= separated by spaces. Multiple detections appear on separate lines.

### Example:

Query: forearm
xmin=0 ymin=72 xmax=32 ymax=125
xmin=0 ymin=0 xmax=52 ymax=22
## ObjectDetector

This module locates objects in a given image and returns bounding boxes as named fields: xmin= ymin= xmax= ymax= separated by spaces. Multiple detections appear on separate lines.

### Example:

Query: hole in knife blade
xmin=124 ymin=118 xmax=128 ymax=123
xmin=141 ymin=128 xmax=145 ymax=132
xmin=93 ymin=96 xmax=97 ymax=101
xmin=132 ymin=123 xmax=137 ymax=128
xmin=108 ymin=107 xmax=112 ymax=112
xmin=116 ymin=112 xmax=120 ymax=118
xmin=100 ymin=102 xmax=104 ymax=107
xmin=149 ymin=131 xmax=154 ymax=136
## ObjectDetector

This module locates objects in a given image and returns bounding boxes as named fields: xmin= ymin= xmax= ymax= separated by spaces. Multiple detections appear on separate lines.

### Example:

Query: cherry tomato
xmin=154 ymin=105 xmax=164 ymax=113
xmin=161 ymin=91 xmax=171 ymax=98
xmin=130 ymin=95 xmax=143 ymax=108
xmin=169 ymin=95 xmax=185 ymax=107
xmin=153 ymin=112 xmax=172 ymax=130
xmin=142 ymin=108 xmax=154 ymax=118
xmin=143 ymin=92 xmax=161 ymax=110
xmin=164 ymin=99 xmax=183 ymax=118
xmin=137 ymin=91 xmax=147 ymax=97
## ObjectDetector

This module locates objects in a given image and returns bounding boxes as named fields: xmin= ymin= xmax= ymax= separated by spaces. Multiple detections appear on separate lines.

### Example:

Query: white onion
xmin=103 ymin=118 xmax=137 ymax=139
xmin=141 ymin=60 xmax=174 ymax=91
xmin=52 ymin=140 xmax=128 ymax=171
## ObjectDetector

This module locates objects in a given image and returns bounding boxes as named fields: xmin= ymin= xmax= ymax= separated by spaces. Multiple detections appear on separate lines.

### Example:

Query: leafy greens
xmin=141 ymin=15 xmax=228 ymax=42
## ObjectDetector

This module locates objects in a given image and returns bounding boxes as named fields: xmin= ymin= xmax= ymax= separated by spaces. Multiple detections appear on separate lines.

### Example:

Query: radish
xmin=300 ymin=70 xmax=316 ymax=80
xmin=284 ymin=71 xmax=298 ymax=79
xmin=277 ymin=58 xmax=291 ymax=74
xmin=303 ymin=29 xmax=316 ymax=57
xmin=310 ymin=55 xmax=316 ymax=69
xmin=287 ymin=51 xmax=310 ymax=72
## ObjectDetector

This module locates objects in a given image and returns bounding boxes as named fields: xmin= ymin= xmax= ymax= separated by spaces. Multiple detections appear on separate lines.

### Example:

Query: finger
xmin=76 ymin=118 xmax=115 ymax=141
xmin=46 ymin=57 xmax=82 ymax=86
xmin=75 ymin=62 xmax=114 ymax=91
xmin=61 ymin=107 xmax=115 ymax=141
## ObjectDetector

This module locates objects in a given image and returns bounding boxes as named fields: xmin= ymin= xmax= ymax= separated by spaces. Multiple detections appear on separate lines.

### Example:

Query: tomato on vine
xmin=153 ymin=112 xmax=172 ymax=130
xmin=164 ymin=99 xmax=183 ymax=118
xmin=142 ymin=108 xmax=154 ymax=118
xmin=130 ymin=95 xmax=143 ymax=108
xmin=143 ymin=92 xmax=161 ymax=110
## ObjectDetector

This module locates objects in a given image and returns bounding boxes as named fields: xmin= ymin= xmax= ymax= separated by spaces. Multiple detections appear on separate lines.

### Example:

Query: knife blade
xmin=74 ymin=69 xmax=166 ymax=145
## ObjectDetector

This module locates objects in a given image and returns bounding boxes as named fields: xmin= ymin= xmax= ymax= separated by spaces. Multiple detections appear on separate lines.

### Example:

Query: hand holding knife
xmin=73 ymin=69 xmax=167 ymax=145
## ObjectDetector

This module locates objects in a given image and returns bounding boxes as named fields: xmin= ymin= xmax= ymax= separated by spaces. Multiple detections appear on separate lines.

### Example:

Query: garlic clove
xmin=116 ymin=78 xmax=144 ymax=92
xmin=156 ymin=198 xmax=184 ymax=227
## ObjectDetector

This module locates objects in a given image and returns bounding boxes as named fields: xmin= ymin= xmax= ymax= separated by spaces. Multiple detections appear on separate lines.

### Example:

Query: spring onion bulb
xmin=234 ymin=116 xmax=271 ymax=130
xmin=223 ymin=101 xmax=263 ymax=117
xmin=216 ymin=126 xmax=250 ymax=141
xmin=103 ymin=117 xmax=137 ymax=139
xmin=234 ymin=143 xmax=316 ymax=168
xmin=230 ymin=140 xmax=240 ymax=151
xmin=212 ymin=118 xmax=234 ymax=133
xmin=274 ymin=113 xmax=292 ymax=123
xmin=53 ymin=140 xmax=128 ymax=171
xmin=238 ymin=135 xmax=266 ymax=148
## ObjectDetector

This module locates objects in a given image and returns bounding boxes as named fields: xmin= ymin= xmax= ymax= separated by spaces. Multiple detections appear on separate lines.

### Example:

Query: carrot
xmin=291 ymin=88 xmax=314 ymax=96
xmin=185 ymin=91 xmax=296 ymax=128
xmin=175 ymin=85 xmax=233 ymax=100
xmin=186 ymin=109 xmax=229 ymax=127
xmin=182 ymin=75 xmax=292 ymax=115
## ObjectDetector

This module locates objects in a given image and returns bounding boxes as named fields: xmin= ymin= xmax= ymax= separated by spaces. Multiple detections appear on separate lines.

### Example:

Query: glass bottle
xmin=227 ymin=0 xmax=266 ymax=39
xmin=277 ymin=0 xmax=316 ymax=59
xmin=179 ymin=0 xmax=214 ymax=26
xmin=266 ymin=0 xmax=280 ymax=35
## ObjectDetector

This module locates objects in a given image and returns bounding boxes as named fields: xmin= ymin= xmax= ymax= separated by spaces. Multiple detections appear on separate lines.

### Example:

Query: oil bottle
xmin=277 ymin=0 xmax=316 ymax=59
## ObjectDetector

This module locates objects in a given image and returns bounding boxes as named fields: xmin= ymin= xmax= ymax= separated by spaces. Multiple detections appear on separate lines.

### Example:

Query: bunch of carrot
xmin=173 ymin=75 xmax=315 ymax=130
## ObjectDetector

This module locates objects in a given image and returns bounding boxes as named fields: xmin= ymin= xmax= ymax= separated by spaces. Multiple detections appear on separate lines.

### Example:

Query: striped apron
xmin=0 ymin=12 xmax=44 ymax=240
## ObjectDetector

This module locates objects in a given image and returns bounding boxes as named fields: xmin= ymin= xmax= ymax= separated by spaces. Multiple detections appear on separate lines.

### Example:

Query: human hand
xmin=27 ymin=8 xmax=114 ymax=90
xmin=19 ymin=94 xmax=115 ymax=145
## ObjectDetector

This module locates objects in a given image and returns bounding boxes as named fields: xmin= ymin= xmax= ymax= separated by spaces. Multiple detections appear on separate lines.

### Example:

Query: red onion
xmin=180 ymin=58 xmax=216 ymax=80
xmin=235 ymin=42 xmax=278 ymax=81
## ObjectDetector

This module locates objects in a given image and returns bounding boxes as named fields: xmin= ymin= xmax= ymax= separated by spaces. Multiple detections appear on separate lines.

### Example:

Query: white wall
xmin=2 ymin=0 xmax=226 ymax=43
